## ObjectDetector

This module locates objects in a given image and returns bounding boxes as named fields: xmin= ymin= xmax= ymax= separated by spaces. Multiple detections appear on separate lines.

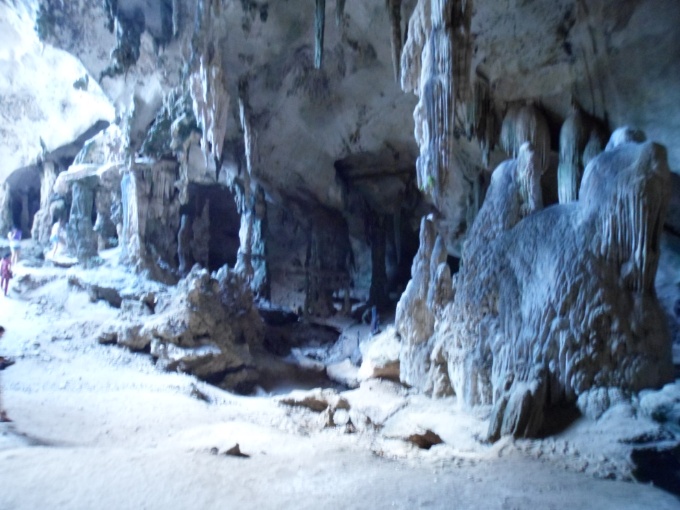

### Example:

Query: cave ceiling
xmin=0 ymin=0 xmax=679 ymax=229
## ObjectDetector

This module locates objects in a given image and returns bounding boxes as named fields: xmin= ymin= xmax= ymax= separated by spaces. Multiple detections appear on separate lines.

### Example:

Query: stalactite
xmin=500 ymin=103 xmax=550 ymax=173
xmin=386 ymin=0 xmax=402 ymax=83
xmin=400 ymin=0 xmax=430 ymax=94
xmin=466 ymin=75 xmax=496 ymax=168
xmin=557 ymin=103 xmax=610 ymax=203
xmin=403 ymin=0 xmax=474 ymax=210
xmin=189 ymin=52 xmax=229 ymax=168
xmin=450 ymin=0 xmax=473 ymax=107
xmin=172 ymin=0 xmax=180 ymax=36
xmin=189 ymin=1 xmax=229 ymax=168
xmin=335 ymin=0 xmax=345 ymax=27
xmin=557 ymin=104 xmax=589 ymax=203
xmin=582 ymin=123 xmax=607 ymax=168
xmin=314 ymin=0 xmax=326 ymax=69
xmin=239 ymin=97 xmax=256 ymax=179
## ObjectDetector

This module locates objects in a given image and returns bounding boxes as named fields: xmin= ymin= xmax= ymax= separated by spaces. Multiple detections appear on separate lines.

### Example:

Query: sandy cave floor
xmin=0 ymin=252 xmax=679 ymax=509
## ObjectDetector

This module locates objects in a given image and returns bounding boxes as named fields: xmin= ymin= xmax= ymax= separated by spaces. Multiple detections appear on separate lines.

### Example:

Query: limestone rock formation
xmin=557 ymin=103 xmax=608 ymax=203
xmin=0 ymin=1 xmax=679 ymax=451
xmin=358 ymin=326 xmax=402 ymax=382
xmin=401 ymin=0 xmax=481 ymax=256
xmin=129 ymin=266 xmax=264 ymax=391
xmin=395 ymin=215 xmax=451 ymax=391
xmin=422 ymin=133 xmax=673 ymax=440
xmin=0 ymin=2 xmax=115 ymax=185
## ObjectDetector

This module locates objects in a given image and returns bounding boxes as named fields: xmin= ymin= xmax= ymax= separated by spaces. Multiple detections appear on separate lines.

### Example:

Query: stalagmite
xmin=396 ymin=216 xmax=451 ymax=391
xmin=516 ymin=142 xmax=543 ymax=217
xmin=605 ymin=126 xmax=646 ymax=151
xmin=314 ymin=0 xmax=326 ymax=69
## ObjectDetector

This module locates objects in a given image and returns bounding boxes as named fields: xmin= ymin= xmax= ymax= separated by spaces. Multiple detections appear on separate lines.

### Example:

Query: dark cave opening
xmin=632 ymin=444 xmax=680 ymax=497
xmin=183 ymin=183 xmax=241 ymax=272
xmin=386 ymin=209 xmax=421 ymax=301
xmin=6 ymin=166 xmax=41 ymax=238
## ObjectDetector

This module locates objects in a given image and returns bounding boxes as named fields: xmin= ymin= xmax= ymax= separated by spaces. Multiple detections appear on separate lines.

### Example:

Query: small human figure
xmin=50 ymin=219 xmax=65 ymax=258
xmin=7 ymin=227 xmax=21 ymax=265
xmin=0 ymin=253 xmax=11 ymax=297
xmin=0 ymin=325 xmax=11 ymax=422
xmin=370 ymin=305 xmax=380 ymax=335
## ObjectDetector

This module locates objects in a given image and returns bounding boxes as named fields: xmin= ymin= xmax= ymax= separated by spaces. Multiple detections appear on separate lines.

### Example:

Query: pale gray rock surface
xmin=403 ymin=133 xmax=674 ymax=440
xmin=358 ymin=326 xmax=401 ymax=382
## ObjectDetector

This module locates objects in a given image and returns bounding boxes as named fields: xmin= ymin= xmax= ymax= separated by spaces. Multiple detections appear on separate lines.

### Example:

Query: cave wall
xmin=0 ymin=1 xmax=679 ymax=440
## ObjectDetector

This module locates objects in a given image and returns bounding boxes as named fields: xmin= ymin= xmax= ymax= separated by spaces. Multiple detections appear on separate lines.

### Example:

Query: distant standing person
xmin=50 ymin=219 xmax=64 ymax=257
xmin=7 ymin=227 xmax=21 ymax=265
xmin=0 ymin=253 xmax=11 ymax=297
xmin=0 ymin=326 xmax=10 ymax=422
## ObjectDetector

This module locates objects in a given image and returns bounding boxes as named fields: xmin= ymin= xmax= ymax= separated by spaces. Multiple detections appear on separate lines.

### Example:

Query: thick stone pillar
xmin=31 ymin=161 xmax=60 ymax=245
xmin=177 ymin=213 xmax=194 ymax=276
xmin=304 ymin=225 xmax=335 ymax=317
xmin=120 ymin=169 xmax=146 ymax=265
xmin=68 ymin=176 xmax=98 ymax=261
xmin=234 ymin=184 xmax=270 ymax=299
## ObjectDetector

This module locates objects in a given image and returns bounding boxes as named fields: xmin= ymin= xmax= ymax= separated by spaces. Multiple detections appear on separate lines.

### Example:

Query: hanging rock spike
xmin=315 ymin=0 xmax=326 ymax=69
xmin=335 ymin=0 xmax=345 ymax=26
xmin=386 ymin=0 xmax=402 ymax=83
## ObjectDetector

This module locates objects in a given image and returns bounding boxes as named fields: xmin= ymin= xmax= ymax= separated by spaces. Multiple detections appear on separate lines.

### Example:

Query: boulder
xmin=358 ymin=326 xmax=401 ymax=382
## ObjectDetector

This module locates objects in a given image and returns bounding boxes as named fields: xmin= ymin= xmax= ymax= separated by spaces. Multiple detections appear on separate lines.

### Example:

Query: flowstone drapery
xmin=400 ymin=133 xmax=673 ymax=440
xmin=557 ymin=103 xmax=608 ymax=204
xmin=400 ymin=0 xmax=477 ymax=256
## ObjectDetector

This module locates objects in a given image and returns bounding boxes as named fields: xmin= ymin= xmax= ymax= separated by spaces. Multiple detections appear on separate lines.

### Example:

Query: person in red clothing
xmin=0 ymin=253 xmax=11 ymax=297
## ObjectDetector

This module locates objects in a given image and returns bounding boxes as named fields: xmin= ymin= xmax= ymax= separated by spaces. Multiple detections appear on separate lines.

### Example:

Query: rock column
xmin=31 ymin=161 xmax=59 ymax=245
xmin=68 ymin=176 xmax=98 ymax=261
